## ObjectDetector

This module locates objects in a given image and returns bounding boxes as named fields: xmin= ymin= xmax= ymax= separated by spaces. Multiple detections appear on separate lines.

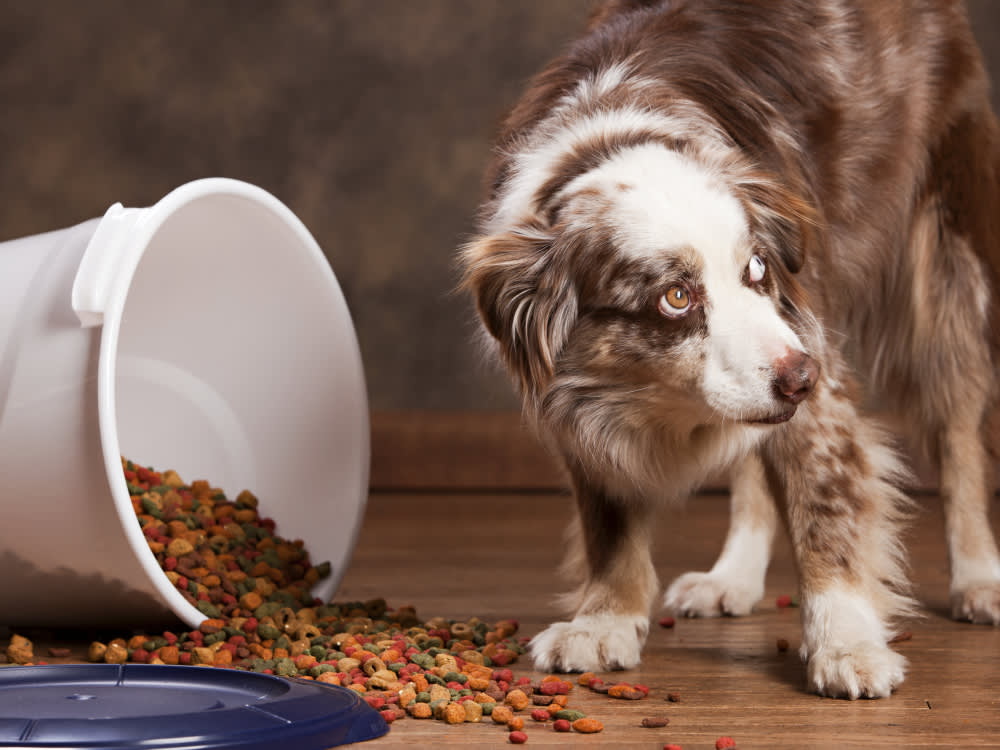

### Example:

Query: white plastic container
xmin=0 ymin=178 xmax=369 ymax=629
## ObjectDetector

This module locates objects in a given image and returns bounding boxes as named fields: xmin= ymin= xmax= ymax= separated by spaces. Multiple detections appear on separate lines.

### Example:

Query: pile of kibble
xmin=2 ymin=460 xmax=686 ymax=744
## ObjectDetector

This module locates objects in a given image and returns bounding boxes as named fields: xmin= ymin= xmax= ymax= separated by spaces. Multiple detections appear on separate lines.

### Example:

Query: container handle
xmin=71 ymin=203 xmax=143 ymax=328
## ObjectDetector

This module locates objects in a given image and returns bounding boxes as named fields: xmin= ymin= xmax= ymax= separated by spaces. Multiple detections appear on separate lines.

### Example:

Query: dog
xmin=459 ymin=0 xmax=1000 ymax=699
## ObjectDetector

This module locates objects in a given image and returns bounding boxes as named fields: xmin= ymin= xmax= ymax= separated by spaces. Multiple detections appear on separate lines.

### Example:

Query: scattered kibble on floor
xmin=1 ymin=459 xmax=658 ymax=741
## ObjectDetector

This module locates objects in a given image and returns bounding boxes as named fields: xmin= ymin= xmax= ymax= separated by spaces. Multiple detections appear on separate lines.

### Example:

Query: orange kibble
xmin=491 ymin=705 xmax=514 ymax=724
xmin=508 ymin=717 xmax=525 ymax=731
xmin=572 ymin=717 xmax=604 ymax=733
xmin=239 ymin=591 xmax=263 ymax=611
xmin=505 ymin=689 xmax=530 ymax=711
xmin=552 ymin=695 xmax=569 ymax=707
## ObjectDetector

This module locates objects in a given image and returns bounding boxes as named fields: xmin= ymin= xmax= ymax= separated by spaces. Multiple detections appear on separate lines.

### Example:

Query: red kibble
xmin=716 ymin=737 xmax=737 ymax=750
xmin=379 ymin=709 xmax=397 ymax=724
xmin=446 ymin=681 xmax=464 ymax=691
xmin=509 ymin=731 xmax=528 ymax=744
xmin=493 ymin=669 xmax=514 ymax=683
xmin=553 ymin=719 xmax=571 ymax=732
xmin=531 ymin=709 xmax=549 ymax=722
xmin=242 ymin=618 xmax=258 ymax=634
xmin=776 ymin=594 xmax=795 ymax=608
xmin=663 ymin=745 xmax=684 ymax=750
xmin=178 ymin=652 xmax=191 ymax=665
xmin=342 ymin=646 xmax=356 ymax=657
xmin=633 ymin=683 xmax=650 ymax=696
xmin=131 ymin=648 xmax=150 ymax=663
xmin=658 ymin=616 xmax=676 ymax=628
xmin=164 ymin=557 xmax=178 ymax=572
xmin=540 ymin=681 xmax=561 ymax=696
xmin=175 ymin=576 xmax=189 ymax=590
xmin=364 ymin=695 xmax=386 ymax=710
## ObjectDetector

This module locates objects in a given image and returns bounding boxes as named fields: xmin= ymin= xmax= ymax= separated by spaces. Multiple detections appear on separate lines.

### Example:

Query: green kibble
xmin=274 ymin=635 xmax=291 ymax=651
xmin=274 ymin=658 xmax=298 ymax=677
xmin=257 ymin=623 xmax=281 ymax=641
xmin=443 ymin=671 xmax=467 ymax=684
xmin=554 ymin=709 xmax=586 ymax=722
xmin=415 ymin=691 xmax=431 ymax=704
xmin=196 ymin=601 xmax=221 ymax=618
xmin=481 ymin=702 xmax=495 ymax=716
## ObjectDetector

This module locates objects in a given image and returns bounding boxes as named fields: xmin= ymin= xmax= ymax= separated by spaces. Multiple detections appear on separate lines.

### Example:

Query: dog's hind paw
xmin=663 ymin=571 xmax=762 ymax=617
xmin=951 ymin=581 xmax=1000 ymax=625
xmin=805 ymin=642 xmax=906 ymax=699
xmin=529 ymin=614 xmax=648 ymax=673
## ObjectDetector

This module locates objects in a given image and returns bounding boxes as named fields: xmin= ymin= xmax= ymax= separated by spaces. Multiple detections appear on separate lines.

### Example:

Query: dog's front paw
xmin=804 ymin=642 xmax=906 ymax=699
xmin=529 ymin=614 xmax=648 ymax=672
xmin=663 ymin=571 xmax=762 ymax=617
xmin=951 ymin=581 xmax=1000 ymax=625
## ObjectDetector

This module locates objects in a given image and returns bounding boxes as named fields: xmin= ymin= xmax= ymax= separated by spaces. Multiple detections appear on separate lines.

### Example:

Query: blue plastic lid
xmin=0 ymin=664 xmax=388 ymax=748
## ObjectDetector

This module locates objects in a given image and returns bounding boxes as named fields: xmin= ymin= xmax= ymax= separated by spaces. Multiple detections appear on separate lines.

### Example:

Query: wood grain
xmin=16 ymin=490 xmax=1000 ymax=749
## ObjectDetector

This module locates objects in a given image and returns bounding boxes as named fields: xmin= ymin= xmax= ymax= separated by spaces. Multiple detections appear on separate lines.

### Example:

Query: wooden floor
xmin=13 ymin=490 xmax=999 ymax=749
xmin=333 ymin=490 xmax=1000 ymax=749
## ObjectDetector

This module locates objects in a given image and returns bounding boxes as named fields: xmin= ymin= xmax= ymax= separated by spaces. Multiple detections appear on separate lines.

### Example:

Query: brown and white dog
xmin=459 ymin=0 xmax=1000 ymax=698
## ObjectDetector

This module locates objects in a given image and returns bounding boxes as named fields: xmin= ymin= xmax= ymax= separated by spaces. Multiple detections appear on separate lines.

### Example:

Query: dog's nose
xmin=773 ymin=350 xmax=820 ymax=404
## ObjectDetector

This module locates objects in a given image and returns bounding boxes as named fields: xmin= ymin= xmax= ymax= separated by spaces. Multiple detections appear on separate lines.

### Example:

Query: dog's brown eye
xmin=658 ymin=286 xmax=691 ymax=317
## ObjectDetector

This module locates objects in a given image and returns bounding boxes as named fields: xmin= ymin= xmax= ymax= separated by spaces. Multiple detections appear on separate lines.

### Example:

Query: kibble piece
xmin=776 ymin=638 xmax=790 ymax=652
xmin=509 ymin=731 xmax=528 ymax=745
xmin=6 ymin=635 xmax=34 ymax=664
xmin=608 ymin=683 xmax=645 ymax=700
xmin=505 ymin=688 xmax=530 ymax=711
xmin=407 ymin=702 xmax=432 ymax=719
xmin=642 ymin=717 xmax=670 ymax=728
xmin=87 ymin=642 xmax=107 ymax=663
xmin=508 ymin=717 xmax=524 ymax=731
xmin=104 ymin=641 xmax=129 ymax=664
xmin=442 ymin=702 xmax=466 ymax=724
xmin=572 ymin=717 xmax=604 ymax=733
xmin=531 ymin=708 xmax=549 ymax=722
xmin=463 ymin=701 xmax=483 ymax=723
xmin=716 ymin=737 xmax=737 ymax=750
xmin=553 ymin=719 xmax=571 ymax=732
xmin=491 ymin=705 xmax=514 ymax=724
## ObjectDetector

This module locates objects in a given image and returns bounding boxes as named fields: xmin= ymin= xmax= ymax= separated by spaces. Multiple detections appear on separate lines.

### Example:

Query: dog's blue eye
xmin=748 ymin=254 xmax=766 ymax=283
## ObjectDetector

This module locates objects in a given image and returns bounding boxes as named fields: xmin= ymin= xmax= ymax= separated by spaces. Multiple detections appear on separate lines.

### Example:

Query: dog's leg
xmin=664 ymin=453 xmax=776 ymax=617
xmin=939 ymin=413 xmax=1000 ymax=624
xmin=529 ymin=469 xmax=658 ymax=673
xmin=762 ymin=372 xmax=914 ymax=699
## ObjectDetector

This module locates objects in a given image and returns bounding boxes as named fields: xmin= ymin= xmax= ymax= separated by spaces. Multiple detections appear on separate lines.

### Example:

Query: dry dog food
xmin=4 ymin=459 xmax=660 ymax=741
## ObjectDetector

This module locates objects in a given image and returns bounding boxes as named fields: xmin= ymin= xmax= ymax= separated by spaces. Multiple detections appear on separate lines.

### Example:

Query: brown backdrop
xmin=1 ymin=1 xmax=998 ymax=490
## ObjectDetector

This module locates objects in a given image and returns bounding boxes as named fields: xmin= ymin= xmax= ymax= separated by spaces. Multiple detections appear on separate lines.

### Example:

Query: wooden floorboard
xmin=13 ymin=491 xmax=1000 ymax=748
xmin=332 ymin=490 xmax=1000 ymax=749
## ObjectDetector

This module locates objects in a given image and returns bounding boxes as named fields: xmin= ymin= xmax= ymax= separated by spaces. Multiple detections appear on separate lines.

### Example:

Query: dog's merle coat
xmin=460 ymin=0 xmax=1000 ymax=698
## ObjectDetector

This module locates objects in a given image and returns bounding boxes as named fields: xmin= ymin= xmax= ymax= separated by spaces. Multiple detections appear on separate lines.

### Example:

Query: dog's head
xmin=461 ymin=143 xmax=821 ymax=435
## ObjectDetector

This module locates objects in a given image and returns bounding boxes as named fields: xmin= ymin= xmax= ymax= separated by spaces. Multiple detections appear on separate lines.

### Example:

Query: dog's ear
xmin=740 ymin=175 xmax=822 ymax=274
xmin=460 ymin=225 xmax=578 ymax=401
